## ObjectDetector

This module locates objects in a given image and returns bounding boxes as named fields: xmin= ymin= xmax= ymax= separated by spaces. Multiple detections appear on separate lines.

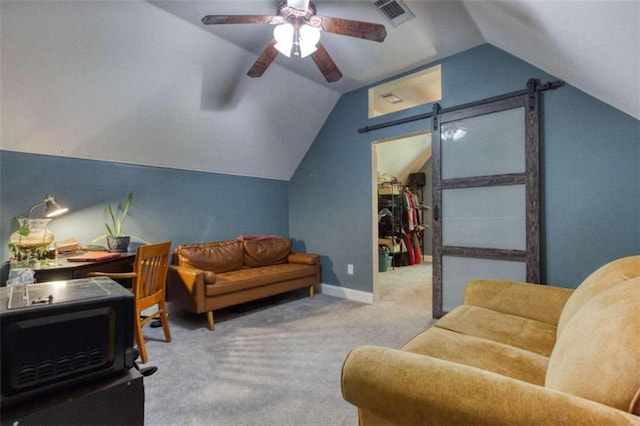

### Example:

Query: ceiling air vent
xmin=380 ymin=93 xmax=403 ymax=104
xmin=373 ymin=0 xmax=415 ymax=26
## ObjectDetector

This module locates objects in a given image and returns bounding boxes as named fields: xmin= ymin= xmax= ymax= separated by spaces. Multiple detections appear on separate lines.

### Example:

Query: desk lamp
xmin=28 ymin=194 xmax=68 ymax=218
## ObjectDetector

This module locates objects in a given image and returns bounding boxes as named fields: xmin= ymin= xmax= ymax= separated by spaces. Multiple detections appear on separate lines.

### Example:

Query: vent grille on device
xmin=17 ymin=347 xmax=107 ymax=387
xmin=373 ymin=0 xmax=415 ymax=26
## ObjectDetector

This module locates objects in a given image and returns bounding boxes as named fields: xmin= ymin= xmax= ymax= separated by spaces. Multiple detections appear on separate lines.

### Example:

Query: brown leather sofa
xmin=167 ymin=238 xmax=320 ymax=330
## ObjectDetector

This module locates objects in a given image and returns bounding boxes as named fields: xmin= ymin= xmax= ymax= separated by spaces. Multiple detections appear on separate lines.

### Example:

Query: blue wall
xmin=290 ymin=44 xmax=640 ymax=291
xmin=0 ymin=151 xmax=289 ymax=264
xmin=2 ymin=44 xmax=638 ymax=291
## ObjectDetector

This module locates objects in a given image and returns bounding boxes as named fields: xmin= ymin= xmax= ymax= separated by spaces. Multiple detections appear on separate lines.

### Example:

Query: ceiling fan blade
xmin=310 ymin=42 xmax=342 ymax=83
xmin=202 ymin=15 xmax=283 ymax=25
xmin=311 ymin=16 xmax=387 ymax=42
xmin=247 ymin=40 xmax=279 ymax=78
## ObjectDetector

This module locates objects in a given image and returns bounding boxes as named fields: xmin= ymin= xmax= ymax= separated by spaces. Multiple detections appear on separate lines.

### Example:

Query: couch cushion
xmin=402 ymin=326 xmax=549 ymax=385
xmin=243 ymin=238 xmax=292 ymax=267
xmin=205 ymin=263 xmax=316 ymax=296
xmin=434 ymin=305 xmax=557 ymax=356
xmin=177 ymin=240 xmax=244 ymax=273
xmin=557 ymin=255 xmax=640 ymax=336
xmin=546 ymin=277 xmax=640 ymax=412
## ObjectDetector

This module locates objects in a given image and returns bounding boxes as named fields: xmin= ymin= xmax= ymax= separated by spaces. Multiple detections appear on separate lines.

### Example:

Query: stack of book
xmin=55 ymin=238 xmax=81 ymax=254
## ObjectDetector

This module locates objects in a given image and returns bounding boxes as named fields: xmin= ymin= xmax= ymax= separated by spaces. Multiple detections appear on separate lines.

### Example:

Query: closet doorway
xmin=372 ymin=131 xmax=433 ymax=310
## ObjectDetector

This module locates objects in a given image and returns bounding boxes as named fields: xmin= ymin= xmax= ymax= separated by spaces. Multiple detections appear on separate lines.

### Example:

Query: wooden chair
xmin=88 ymin=242 xmax=172 ymax=363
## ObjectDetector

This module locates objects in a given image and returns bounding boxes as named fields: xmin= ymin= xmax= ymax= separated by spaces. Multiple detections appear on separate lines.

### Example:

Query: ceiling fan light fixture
xmin=274 ymin=23 xmax=294 ymax=57
xmin=203 ymin=0 xmax=385 ymax=82
xmin=287 ymin=0 xmax=310 ymax=12
xmin=274 ymin=22 xmax=320 ymax=59
xmin=298 ymin=24 xmax=320 ymax=58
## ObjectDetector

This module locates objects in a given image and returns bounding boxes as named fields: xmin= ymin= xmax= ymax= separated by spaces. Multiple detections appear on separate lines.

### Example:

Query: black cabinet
xmin=1 ymin=369 xmax=144 ymax=426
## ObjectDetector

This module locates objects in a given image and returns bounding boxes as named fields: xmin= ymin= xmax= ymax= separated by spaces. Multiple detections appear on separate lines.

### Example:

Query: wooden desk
xmin=10 ymin=252 xmax=136 ymax=284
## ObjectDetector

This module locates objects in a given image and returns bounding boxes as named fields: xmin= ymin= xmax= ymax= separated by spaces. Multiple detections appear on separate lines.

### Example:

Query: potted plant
xmin=93 ymin=193 xmax=148 ymax=252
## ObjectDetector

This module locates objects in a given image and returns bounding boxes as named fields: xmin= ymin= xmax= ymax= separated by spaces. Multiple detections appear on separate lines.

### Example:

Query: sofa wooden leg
xmin=206 ymin=311 xmax=215 ymax=331
xmin=310 ymin=285 xmax=315 ymax=299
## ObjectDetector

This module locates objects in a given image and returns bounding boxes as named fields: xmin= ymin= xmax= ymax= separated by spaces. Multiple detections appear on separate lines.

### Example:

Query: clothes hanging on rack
xmin=378 ymin=184 xmax=425 ymax=267
xmin=403 ymin=189 xmax=422 ymax=231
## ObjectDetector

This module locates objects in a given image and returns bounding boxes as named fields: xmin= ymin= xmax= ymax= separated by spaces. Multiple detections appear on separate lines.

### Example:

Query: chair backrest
xmin=134 ymin=242 xmax=171 ymax=304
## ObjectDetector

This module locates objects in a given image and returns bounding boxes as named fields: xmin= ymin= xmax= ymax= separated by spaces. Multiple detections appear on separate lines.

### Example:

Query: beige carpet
xmin=377 ymin=260 xmax=432 ymax=311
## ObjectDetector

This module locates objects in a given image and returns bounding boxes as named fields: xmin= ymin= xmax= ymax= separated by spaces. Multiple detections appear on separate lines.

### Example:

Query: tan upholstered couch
xmin=167 ymin=238 xmax=320 ymax=331
xmin=342 ymin=255 xmax=640 ymax=425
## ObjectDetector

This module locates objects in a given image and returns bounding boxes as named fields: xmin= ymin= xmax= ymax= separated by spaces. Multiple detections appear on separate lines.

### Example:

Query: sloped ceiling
xmin=463 ymin=0 xmax=640 ymax=121
xmin=151 ymin=0 xmax=639 ymax=119
xmin=149 ymin=0 xmax=485 ymax=93
xmin=2 ymin=1 xmax=638 ymax=182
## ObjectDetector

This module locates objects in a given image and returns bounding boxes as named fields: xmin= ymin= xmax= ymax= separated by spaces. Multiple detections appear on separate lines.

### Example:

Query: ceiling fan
xmin=202 ymin=0 xmax=387 ymax=82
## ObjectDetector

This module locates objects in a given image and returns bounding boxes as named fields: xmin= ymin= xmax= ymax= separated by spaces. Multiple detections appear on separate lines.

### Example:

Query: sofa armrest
xmin=288 ymin=252 xmax=320 ymax=265
xmin=342 ymin=346 xmax=638 ymax=425
xmin=463 ymin=279 xmax=574 ymax=325
xmin=167 ymin=265 xmax=207 ymax=313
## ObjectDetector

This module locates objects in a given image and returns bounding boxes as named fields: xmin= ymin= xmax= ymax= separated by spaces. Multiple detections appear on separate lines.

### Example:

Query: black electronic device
xmin=0 ymin=277 xmax=135 ymax=407
xmin=407 ymin=172 xmax=426 ymax=187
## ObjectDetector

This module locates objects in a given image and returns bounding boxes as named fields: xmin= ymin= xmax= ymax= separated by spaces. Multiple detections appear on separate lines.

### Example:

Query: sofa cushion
xmin=177 ymin=240 xmax=244 ymax=273
xmin=435 ymin=305 xmax=557 ymax=356
xmin=205 ymin=263 xmax=317 ymax=296
xmin=557 ymin=255 xmax=640 ymax=336
xmin=402 ymin=326 xmax=549 ymax=385
xmin=546 ymin=277 xmax=640 ymax=412
xmin=243 ymin=238 xmax=292 ymax=267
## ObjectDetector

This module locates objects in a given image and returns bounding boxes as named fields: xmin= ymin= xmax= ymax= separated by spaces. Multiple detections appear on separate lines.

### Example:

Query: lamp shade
xmin=298 ymin=24 xmax=320 ymax=58
xmin=45 ymin=197 xmax=68 ymax=218
xmin=274 ymin=23 xmax=294 ymax=57
xmin=274 ymin=22 xmax=320 ymax=59
xmin=28 ymin=195 xmax=68 ymax=218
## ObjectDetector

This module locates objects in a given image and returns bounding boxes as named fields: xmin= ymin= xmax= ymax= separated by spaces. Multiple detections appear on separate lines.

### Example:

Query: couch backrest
xmin=557 ymin=255 xmax=640 ymax=335
xmin=545 ymin=276 xmax=640 ymax=413
xmin=176 ymin=240 xmax=244 ymax=273
xmin=243 ymin=238 xmax=292 ymax=267
xmin=175 ymin=238 xmax=294 ymax=272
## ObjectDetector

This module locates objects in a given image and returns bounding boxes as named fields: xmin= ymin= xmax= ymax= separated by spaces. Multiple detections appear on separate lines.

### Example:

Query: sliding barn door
xmin=432 ymin=91 xmax=540 ymax=317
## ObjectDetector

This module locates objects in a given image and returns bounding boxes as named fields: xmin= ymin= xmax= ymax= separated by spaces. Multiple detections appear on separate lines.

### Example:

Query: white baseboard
xmin=319 ymin=283 xmax=373 ymax=304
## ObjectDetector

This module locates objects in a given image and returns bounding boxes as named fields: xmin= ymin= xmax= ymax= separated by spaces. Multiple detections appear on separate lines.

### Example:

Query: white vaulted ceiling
xmin=1 ymin=1 xmax=638 ymax=180
xmin=151 ymin=0 xmax=639 ymax=119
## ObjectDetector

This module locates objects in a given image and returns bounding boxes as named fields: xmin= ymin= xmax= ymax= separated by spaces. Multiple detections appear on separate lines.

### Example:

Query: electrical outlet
xmin=347 ymin=264 xmax=354 ymax=275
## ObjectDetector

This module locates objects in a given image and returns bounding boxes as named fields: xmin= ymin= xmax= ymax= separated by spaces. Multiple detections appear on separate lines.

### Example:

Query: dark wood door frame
xmin=431 ymin=83 xmax=542 ymax=318
xmin=358 ymin=78 xmax=562 ymax=319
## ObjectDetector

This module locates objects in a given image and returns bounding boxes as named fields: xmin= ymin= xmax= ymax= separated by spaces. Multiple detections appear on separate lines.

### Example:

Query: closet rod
xmin=357 ymin=79 xmax=563 ymax=134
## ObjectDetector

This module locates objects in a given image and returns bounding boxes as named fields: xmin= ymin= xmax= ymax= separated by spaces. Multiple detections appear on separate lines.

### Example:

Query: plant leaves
xmin=119 ymin=193 xmax=132 ymax=236
xmin=107 ymin=205 xmax=118 ymax=235
xmin=129 ymin=234 xmax=151 ymax=245
xmin=98 ymin=192 xmax=135 ymax=239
